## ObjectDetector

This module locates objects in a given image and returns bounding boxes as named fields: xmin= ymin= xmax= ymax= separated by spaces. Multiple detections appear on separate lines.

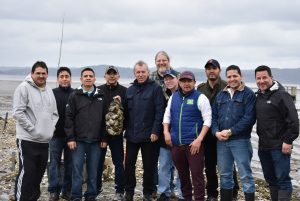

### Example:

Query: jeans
xmin=71 ymin=141 xmax=101 ymax=200
xmin=172 ymin=145 xmax=205 ymax=201
xmin=258 ymin=149 xmax=292 ymax=192
xmin=217 ymin=139 xmax=255 ymax=193
xmin=48 ymin=136 xmax=72 ymax=194
xmin=97 ymin=136 xmax=124 ymax=194
xmin=124 ymin=140 xmax=160 ymax=196
xmin=158 ymin=147 xmax=182 ymax=198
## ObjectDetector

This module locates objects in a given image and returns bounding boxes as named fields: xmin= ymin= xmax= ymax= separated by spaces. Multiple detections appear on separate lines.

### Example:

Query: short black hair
xmin=226 ymin=65 xmax=241 ymax=76
xmin=57 ymin=66 xmax=71 ymax=77
xmin=255 ymin=65 xmax=272 ymax=77
xmin=31 ymin=61 xmax=48 ymax=74
xmin=81 ymin=67 xmax=95 ymax=77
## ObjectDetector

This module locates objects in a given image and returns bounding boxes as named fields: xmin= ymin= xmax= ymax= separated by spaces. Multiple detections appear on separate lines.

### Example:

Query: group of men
xmin=12 ymin=52 xmax=299 ymax=201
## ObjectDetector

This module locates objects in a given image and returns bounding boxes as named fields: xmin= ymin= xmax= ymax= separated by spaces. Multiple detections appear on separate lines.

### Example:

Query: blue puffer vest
xmin=170 ymin=89 xmax=203 ymax=145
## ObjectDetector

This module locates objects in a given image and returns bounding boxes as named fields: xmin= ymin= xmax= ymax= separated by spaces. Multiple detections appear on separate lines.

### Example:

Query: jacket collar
xmin=223 ymin=82 xmax=245 ymax=92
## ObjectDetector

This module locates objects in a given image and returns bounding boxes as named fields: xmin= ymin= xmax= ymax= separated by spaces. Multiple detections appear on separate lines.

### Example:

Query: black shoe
xmin=49 ymin=193 xmax=59 ymax=201
xmin=206 ymin=196 xmax=218 ymax=201
xmin=143 ymin=194 xmax=152 ymax=201
xmin=124 ymin=192 xmax=134 ymax=201
xmin=157 ymin=193 xmax=170 ymax=201
xmin=61 ymin=191 xmax=71 ymax=200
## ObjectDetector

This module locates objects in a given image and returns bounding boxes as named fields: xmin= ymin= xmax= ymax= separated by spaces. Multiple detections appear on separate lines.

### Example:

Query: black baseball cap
xmin=105 ymin=65 xmax=119 ymax=74
xmin=205 ymin=59 xmax=220 ymax=69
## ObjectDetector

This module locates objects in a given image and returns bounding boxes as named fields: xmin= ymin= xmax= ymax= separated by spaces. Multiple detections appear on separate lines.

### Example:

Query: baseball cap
xmin=163 ymin=69 xmax=179 ymax=78
xmin=179 ymin=71 xmax=195 ymax=80
xmin=205 ymin=59 xmax=220 ymax=69
xmin=105 ymin=65 xmax=119 ymax=74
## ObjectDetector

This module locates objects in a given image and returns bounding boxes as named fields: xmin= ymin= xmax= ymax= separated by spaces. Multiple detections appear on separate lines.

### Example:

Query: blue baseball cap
xmin=163 ymin=69 xmax=179 ymax=78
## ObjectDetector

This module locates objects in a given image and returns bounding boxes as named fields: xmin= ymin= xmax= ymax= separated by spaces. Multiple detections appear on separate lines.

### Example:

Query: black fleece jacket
xmin=256 ymin=81 xmax=299 ymax=150
xmin=53 ymin=86 xmax=74 ymax=137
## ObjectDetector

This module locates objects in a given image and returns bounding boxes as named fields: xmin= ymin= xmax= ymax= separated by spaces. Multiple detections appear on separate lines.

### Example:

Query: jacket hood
xmin=25 ymin=74 xmax=39 ymax=89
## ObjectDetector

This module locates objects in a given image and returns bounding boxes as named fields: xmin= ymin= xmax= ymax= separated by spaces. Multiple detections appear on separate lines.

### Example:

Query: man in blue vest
xmin=163 ymin=71 xmax=212 ymax=201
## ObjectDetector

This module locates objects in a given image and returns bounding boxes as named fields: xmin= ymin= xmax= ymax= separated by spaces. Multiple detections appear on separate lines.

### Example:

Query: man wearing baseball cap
xmin=163 ymin=71 xmax=212 ymax=201
xmin=96 ymin=65 xmax=127 ymax=200
xmin=197 ymin=59 xmax=239 ymax=201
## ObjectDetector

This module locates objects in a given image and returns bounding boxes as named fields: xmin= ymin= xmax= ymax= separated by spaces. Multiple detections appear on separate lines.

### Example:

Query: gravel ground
xmin=0 ymin=119 xmax=299 ymax=201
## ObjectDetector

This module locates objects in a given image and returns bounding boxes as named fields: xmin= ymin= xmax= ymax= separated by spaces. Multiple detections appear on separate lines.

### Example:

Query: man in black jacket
xmin=65 ymin=68 xmax=106 ymax=201
xmin=255 ymin=65 xmax=299 ymax=201
xmin=96 ymin=66 xmax=127 ymax=200
xmin=123 ymin=61 xmax=165 ymax=201
xmin=197 ymin=59 xmax=239 ymax=201
xmin=48 ymin=67 xmax=74 ymax=201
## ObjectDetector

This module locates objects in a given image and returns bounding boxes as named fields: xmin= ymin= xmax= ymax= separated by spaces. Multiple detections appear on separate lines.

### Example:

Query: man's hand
xmin=113 ymin=95 xmax=122 ymax=102
xmin=190 ymin=138 xmax=202 ymax=155
xmin=150 ymin=134 xmax=158 ymax=142
xmin=101 ymin=142 xmax=108 ymax=148
xmin=282 ymin=142 xmax=292 ymax=155
xmin=164 ymin=131 xmax=173 ymax=147
xmin=215 ymin=129 xmax=230 ymax=141
xmin=68 ymin=141 xmax=76 ymax=150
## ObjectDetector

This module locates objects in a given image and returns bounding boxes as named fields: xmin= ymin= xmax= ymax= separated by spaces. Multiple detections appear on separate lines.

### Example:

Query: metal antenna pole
xmin=57 ymin=16 xmax=65 ymax=68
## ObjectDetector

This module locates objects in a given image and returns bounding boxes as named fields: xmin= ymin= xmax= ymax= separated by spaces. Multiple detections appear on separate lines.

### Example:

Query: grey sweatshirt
xmin=13 ymin=74 xmax=58 ymax=143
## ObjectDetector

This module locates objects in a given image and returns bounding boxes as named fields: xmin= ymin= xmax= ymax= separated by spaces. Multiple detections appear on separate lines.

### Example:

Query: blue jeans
xmin=97 ymin=136 xmax=124 ymax=194
xmin=258 ymin=149 xmax=292 ymax=192
xmin=71 ymin=142 xmax=101 ymax=200
xmin=217 ymin=139 xmax=255 ymax=193
xmin=48 ymin=136 xmax=72 ymax=194
xmin=158 ymin=147 xmax=182 ymax=198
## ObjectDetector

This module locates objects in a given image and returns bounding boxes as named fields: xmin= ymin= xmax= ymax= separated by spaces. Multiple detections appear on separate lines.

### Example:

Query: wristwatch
xmin=227 ymin=129 xmax=232 ymax=137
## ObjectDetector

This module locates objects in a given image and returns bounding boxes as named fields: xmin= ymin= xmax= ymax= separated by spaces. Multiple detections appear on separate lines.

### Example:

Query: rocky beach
xmin=1 ymin=119 xmax=300 ymax=201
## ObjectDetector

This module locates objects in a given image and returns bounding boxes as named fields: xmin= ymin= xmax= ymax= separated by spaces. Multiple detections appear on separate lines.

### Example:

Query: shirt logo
xmin=267 ymin=100 xmax=271 ymax=104
xmin=98 ymin=98 xmax=103 ymax=101
xmin=187 ymin=99 xmax=194 ymax=105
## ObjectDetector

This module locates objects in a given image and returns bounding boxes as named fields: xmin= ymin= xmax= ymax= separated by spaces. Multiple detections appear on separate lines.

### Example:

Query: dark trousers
xmin=124 ymin=140 xmax=159 ymax=196
xmin=204 ymin=135 xmax=239 ymax=197
xmin=172 ymin=145 xmax=205 ymax=201
xmin=15 ymin=139 xmax=49 ymax=201
xmin=97 ymin=136 xmax=124 ymax=194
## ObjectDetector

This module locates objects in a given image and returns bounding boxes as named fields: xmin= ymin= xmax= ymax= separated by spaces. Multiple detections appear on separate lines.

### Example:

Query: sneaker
xmin=113 ymin=193 xmax=124 ymax=201
xmin=124 ymin=192 xmax=134 ymax=201
xmin=49 ymin=193 xmax=59 ymax=201
xmin=61 ymin=191 xmax=71 ymax=200
xmin=206 ymin=196 xmax=218 ymax=201
xmin=157 ymin=193 xmax=170 ymax=201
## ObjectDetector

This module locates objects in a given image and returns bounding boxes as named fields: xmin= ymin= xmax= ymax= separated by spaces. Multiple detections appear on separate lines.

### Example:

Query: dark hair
xmin=255 ymin=65 xmax=272 ymax=77
xmin=226 ymin=65 xmax=241 ymax=76
xmin=57 ymin=66 xmax=71 ymax=77
xmin=31 ymin=61 xmax=48 ymax=73
xmin=81 ymin=67 xmax=95 ymax=77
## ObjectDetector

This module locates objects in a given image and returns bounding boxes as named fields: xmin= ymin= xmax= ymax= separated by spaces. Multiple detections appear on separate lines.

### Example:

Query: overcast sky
xmin=1 ymin=0 xmax=300 ymax=69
